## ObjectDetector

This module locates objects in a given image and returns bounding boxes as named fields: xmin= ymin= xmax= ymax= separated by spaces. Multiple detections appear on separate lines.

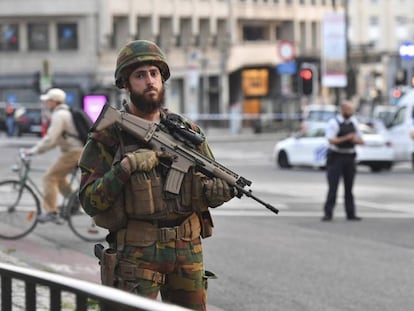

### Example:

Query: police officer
xmin=322 ymin=100 xmax=364 ymax=221
xmin=78 ymin=40 xmax=235 ymax=311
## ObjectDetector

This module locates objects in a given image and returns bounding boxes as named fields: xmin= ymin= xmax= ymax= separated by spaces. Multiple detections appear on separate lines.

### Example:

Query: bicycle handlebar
xmin=18 ymin=148 xmax=32 ymax=163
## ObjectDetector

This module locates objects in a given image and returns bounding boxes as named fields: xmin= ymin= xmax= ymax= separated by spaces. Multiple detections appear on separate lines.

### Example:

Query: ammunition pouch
xmin=124 ymin=167 xmax=208 ymax=220
xmin=199 ymin=210 xmax=214 ymax=239
xmin=100 ymin=248 xmax=118 ymax=286
xmin=125 ymin=170 xmax=167 ymax=218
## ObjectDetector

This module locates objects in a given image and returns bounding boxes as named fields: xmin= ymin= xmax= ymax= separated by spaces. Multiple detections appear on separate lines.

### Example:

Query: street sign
xmin=278 ymin=40 xmax=296 ymax=62
xmin=277 ymin=61 xmax=296 ymax=75
xmin=399 ymin=42 xmax=414 ymax=60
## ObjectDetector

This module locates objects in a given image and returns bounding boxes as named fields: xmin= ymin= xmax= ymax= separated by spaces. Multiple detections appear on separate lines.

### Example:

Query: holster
xmin=100 ymin=248 xmax=118 ymax=286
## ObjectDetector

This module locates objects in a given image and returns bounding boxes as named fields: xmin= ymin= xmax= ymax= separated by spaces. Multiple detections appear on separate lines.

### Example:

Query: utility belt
xmin=329 ymin=147 xmax=356 ymax=155
xmin=117 ymin=212 xmax=201 ymax=249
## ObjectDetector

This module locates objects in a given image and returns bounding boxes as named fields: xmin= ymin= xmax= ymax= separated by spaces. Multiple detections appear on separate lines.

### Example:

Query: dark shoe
xmin=347 ymin=216 xmax=362 ymax=221
xmin=37 ymin=212 xmax=62 ymax=224
xmin=321 ymin=215 xmax=332 ymax=221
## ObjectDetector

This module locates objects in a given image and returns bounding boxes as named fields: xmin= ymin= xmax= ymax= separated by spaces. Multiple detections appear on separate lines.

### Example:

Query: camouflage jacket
xmin=78 ymin=107 xmax=214 ymax=217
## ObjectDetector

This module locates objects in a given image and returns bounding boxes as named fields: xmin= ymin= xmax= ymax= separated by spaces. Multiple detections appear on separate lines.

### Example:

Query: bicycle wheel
xmin=66 ymin=193 xmax=107 ymax=242
xmin=0 ymin=180 xmax=40 ymax=239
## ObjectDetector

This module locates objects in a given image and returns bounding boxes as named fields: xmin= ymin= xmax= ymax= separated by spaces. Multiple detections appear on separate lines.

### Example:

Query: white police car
xmin=272 ymin=122 xmax=394 ymax=172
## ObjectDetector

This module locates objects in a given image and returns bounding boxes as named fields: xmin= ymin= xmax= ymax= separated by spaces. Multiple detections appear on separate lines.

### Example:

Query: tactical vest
xmin=93 ymin=121 xmax=213 ymax=239
xmin=120 ymin=139 xmax=208 ymax=220
xmin=336 ymin=118 xmax=356 ymax=150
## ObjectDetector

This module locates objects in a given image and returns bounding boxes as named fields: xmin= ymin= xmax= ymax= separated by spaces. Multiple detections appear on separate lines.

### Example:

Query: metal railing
xmin=0 ymin=262 xmax=190 ymax=311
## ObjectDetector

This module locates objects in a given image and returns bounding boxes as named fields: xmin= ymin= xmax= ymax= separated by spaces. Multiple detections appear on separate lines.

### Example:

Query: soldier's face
xmin=128 ymin=64 xmax=164 ymax=113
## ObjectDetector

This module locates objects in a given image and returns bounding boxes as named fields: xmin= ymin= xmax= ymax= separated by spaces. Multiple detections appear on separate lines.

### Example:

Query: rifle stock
xmin=94 ymin=104 xmax=278 ymax=215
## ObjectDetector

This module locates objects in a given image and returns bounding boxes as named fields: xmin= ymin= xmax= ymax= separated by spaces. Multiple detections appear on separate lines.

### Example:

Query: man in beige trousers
xmin=25 ymin=88 xmax=84 ymax=223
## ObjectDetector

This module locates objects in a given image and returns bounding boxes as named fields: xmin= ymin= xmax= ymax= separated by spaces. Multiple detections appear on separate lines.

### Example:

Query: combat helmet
xmin=114 ymin=40 xmax=170 ymax=88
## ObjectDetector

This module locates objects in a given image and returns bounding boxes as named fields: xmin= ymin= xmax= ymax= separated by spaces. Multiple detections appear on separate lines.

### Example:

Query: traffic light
xmin=299 ymin=68 xmax=314 ymax=95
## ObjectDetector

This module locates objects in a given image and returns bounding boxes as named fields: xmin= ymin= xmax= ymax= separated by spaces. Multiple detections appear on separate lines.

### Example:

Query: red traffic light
xmin=300 ymin=69 xmax=313 ymax=80
xmin=392 ymin=88 xmax=402 ymax=98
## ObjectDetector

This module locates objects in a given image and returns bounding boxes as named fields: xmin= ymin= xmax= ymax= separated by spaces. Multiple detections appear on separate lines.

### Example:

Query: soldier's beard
xmin=130 ymin=87 xmax=165 ymax=114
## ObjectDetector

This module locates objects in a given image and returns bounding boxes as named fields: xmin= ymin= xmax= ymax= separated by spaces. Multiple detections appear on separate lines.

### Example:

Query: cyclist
xmin=24 ymin=88 xmax=84 ymax=223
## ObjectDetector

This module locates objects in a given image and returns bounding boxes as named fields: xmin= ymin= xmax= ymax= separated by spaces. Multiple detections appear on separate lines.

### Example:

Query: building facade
xmin=0 ymin=0 xmax=333 ymax=122
xmin=0 ymin=0 xmax=105 ymax=108
xmin=347 ymin=0 xmax=414 ymax=106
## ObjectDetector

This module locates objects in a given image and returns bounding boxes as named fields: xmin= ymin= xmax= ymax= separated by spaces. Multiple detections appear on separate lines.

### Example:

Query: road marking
xmin=215 ymin=191 xmax=414 ymax=218
xmin=211 ymin=210 xmax=414 ymax=218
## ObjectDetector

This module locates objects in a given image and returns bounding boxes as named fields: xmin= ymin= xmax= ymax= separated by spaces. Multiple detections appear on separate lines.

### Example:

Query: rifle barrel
xmin=236 ymin=186 xmax=279 ymax=215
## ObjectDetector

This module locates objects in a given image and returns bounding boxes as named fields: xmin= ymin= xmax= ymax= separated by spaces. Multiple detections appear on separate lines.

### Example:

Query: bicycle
xmin=0 ymin=149 xmax=107 ymax=242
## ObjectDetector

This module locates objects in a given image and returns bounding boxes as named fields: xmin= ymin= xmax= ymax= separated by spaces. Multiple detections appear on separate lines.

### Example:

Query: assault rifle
xmin=93 ymin=104 xmax=278 ymax=215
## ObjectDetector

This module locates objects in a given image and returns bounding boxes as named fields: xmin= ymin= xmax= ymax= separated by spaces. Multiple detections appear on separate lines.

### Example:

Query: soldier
xmin=78 ymin=40 xmax=235 ymax=310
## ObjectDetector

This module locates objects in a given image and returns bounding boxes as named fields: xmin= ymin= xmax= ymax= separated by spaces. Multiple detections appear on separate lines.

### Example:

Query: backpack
xmin=69 ymin=108 xmax=93 ymax=145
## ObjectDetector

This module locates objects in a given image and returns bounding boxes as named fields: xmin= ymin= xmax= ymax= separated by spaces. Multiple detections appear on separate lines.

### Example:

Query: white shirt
xmin=325 ymin=115 xmax=362 ymax=153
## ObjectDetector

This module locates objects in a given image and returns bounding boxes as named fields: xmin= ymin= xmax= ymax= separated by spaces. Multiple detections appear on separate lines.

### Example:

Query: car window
xmin=390 ymin=107 xmax=406 ymax=127
xmin=307 ymin=110 xmax=336 ymax=122
xmin=305 ymin=127 xmax=326 ymax=137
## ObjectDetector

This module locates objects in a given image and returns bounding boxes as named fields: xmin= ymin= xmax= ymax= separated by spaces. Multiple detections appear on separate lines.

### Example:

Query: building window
xmin=0 ymin=24 xmax=19 ymax=51
xmin=369 ymin=16 xmax=378 ymax=26
xmin=28 ymin=23 xmax=49 ymax=51
xmin=57 ymin=23 xmax=78 ymax=50
xmin=243 ymin=25 xmax=266 ymax=41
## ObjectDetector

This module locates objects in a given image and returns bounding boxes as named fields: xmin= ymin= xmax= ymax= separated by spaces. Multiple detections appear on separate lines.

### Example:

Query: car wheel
xmin=382 ymin=162 xmax=393 ymax=171
xmin=277 ymin=151 xmax=291 ymax=168
xmin=369 ymin=164 xmax=382 ymax=172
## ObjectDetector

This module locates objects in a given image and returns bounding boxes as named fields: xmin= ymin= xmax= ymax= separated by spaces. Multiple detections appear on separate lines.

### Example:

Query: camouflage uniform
xmin=78 ymin=40 xmax=234 ymax=310
xmin=79 ymin=111 xmax=218 ymax=311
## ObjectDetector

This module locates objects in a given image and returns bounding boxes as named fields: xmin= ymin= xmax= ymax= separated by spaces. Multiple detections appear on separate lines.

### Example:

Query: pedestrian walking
xmin=5 ymin=101 xmax=16 ymax=137
xmin=78 ymin=40 xmax=236 ymax=311
xmin=322 ymin=100 xmax=364 ymax=221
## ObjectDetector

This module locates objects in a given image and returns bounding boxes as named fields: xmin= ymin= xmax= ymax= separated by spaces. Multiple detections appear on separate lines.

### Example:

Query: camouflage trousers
xmin=115 ymin=237 xmax=207 ymax=311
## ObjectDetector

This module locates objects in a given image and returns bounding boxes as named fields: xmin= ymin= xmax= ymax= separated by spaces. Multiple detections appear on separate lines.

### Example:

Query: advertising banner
xmin=321 ymin=12 xmax=347 ymax=87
